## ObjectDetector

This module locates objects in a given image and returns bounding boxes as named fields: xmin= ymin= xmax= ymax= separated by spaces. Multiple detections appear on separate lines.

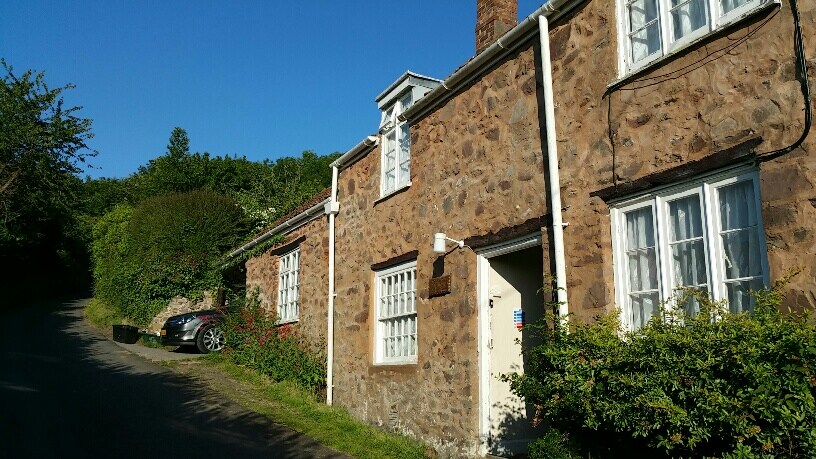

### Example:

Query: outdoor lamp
xmin=433 ymin=233 xmax=464 ymax=254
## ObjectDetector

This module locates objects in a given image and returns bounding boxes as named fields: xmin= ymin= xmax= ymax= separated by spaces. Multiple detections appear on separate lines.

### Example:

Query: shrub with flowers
xmin=222 ymin=291 xmax=326 ymax=391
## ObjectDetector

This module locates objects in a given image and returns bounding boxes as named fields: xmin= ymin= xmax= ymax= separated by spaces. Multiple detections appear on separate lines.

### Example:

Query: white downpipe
xmin=326 ymin=165 xmax=339 ymax=405
xmin=538 ymin=14 xmax=569 ymax=318
xmin=325 ymin=135 xmax=377 ymax=406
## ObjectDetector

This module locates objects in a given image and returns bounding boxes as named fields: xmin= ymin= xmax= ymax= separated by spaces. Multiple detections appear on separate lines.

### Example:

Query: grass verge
xmin=166 ymin=354 xmax=429 ymax=459
xmin=84 ymin=298 xmax=123 ymax=331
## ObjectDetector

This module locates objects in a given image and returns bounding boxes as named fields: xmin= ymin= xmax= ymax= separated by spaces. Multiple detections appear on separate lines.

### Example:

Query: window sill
xmin=276 ymin=318 xmax=299 ymax=326
xmin=374 ymin=182 xmax=411 ymax=205
xmin=608 ymin=0 xmax=780 ymax=92
xmin=372 ymin=360 xmax=418 ymax=368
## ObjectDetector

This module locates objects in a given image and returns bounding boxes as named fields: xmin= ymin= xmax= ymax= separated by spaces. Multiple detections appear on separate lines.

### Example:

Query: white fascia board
xmin=400 ymin=0 xmax=581 ymax=123
xmin=227 ymin=197 xmax=330 ymax=259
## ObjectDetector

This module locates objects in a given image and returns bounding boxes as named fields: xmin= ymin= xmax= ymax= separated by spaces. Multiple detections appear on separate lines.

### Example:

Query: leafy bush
xmin=507 ymin=282 xmax=816 ymax=459
xmin=91 ymin=204 xmax=140 ymax=315
xmin=91 ymin=190 xmax=247 ymax=325
xmin=222 ymin=292 xmax=326 ymax=391
xmin=527 ymin=429 xmax=582 ymax=459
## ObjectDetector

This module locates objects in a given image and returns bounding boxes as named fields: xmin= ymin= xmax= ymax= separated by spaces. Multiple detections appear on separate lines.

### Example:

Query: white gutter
xmin=325 ymin=135 xmax=378 ymax=405
xmin=330 ymin=136 xmax=379 ymax=171
xmin=227 ymin=198 xmax=329 ymax=259
xmin=539 ymin=14 xmax=569 ymax=318
xmin=400 ymin=0 xmax=577 ymax=124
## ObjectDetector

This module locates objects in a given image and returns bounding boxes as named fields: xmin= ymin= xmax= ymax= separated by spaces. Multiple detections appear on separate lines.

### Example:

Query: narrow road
xmin=0 ymin=298 xmax=345 ymax=458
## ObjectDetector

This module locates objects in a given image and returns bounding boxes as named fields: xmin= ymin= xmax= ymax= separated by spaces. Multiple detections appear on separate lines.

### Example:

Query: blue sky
xmin=1 ymin=1 xmax=544 ymax=179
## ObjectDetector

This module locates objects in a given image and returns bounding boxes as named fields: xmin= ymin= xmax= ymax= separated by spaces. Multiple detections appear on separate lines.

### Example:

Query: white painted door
xmin=486 ymin=248 xmax=544 ymax=456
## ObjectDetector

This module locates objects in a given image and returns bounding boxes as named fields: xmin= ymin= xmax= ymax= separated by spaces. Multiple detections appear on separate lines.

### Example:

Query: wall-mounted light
xmin=433 ymin=232 xmax=464 ymax=254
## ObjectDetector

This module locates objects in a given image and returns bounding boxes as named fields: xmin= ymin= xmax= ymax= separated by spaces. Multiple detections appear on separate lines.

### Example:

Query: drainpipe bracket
xmin=324 ymin=201 xmax=340 ymax=215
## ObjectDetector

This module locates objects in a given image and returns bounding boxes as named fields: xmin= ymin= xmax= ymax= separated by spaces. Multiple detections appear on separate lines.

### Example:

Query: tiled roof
xmin=251 ymin=187 xmax=331 ymax=239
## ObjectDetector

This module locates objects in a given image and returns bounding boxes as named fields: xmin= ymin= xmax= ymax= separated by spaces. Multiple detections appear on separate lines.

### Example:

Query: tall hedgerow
xmin=91 ymin=190 xmax=248 ymax=325
xmin=506 ymin=277 xmax=816 ymax=459
xmin=91 ymin=204 xmax=138 ymax=316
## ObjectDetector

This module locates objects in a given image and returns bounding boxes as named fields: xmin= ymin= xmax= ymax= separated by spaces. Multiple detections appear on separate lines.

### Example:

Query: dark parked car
xmin=160 ymin=310 xmax=225 ymax=353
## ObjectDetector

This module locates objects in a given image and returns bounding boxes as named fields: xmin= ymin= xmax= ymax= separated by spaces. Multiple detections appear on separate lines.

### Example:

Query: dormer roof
xmin=375 ymin=71 xmax=442 ymax=110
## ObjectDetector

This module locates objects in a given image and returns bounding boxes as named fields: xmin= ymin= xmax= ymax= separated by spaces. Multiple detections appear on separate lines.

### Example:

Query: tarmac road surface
xmin=0 ymin=298 xmax=347 ymax=459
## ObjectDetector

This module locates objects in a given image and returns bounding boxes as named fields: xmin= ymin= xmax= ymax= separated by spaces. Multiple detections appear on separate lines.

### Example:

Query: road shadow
xmin=0 ymin=297 xmax=347 ymax=459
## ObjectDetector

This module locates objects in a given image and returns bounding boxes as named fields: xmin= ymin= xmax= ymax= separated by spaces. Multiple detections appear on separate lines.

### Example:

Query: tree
xmin=79 ymin=176 xmax=132 ymax=217
xmin=0 ymin=60 xmax=95 ymax=298
xmin=130 ymin=127 xmax=194 ymax=198
xmin=166 ymin=126 xmax=189 ymax=157
xmin=0 ymin=60 xmax=95 ymax=244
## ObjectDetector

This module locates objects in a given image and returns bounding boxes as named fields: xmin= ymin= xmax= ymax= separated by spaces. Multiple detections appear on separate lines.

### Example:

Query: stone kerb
xmin=146 ymin=290 xmax=219 ymax=335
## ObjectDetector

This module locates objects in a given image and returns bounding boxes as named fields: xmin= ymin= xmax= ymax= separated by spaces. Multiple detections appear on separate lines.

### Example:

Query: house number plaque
xmin=429 ymin=274 xmax=451 ymax=298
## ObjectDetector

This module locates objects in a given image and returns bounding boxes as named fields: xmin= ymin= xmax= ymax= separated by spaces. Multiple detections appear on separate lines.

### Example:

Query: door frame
xmin=476 ymin=233 xmax=542 ymax=456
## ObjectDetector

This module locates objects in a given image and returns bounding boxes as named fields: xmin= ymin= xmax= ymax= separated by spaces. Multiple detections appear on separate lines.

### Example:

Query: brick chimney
xmin=475 ymin=0 xmax=518 ymax=54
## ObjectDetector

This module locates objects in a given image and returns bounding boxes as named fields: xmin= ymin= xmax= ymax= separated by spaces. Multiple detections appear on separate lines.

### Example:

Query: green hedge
xmin=506 ymin=282 xmax=816 ymax=459
xmin=91 ymin=190 xmax=247 ymax=325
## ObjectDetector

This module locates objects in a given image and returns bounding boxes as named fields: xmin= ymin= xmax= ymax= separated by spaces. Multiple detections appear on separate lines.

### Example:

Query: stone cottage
xmin=230 ymin=188 xmax=332 ymax=352
xmin=237 ymin=0 xmax=814 ymax=456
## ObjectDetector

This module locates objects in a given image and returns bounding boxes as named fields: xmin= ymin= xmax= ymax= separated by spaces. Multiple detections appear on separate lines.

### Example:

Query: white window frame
xmin=611 ymin=169 xmax=770 ymax=331
xmin=615 ymin=0 xmax=779 ymax=77
xmin=374 ymin=261 xmax=418 ymax=364
xmin=379 ymin=92 xmax=413 ymax=197
xmin=277 ymin=248 xmax=300 ymax=324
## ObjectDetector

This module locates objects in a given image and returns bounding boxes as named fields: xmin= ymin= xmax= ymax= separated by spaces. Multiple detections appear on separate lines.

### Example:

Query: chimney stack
xmin=475 ymin=0 xmax=518 ymax=54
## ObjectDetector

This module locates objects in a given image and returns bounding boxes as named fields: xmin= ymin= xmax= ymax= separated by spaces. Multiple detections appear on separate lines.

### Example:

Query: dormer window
xmin=375 ymin=71 xmax=441 ymax=198
xmin=380 ymin=92 xmax=413 ymax=195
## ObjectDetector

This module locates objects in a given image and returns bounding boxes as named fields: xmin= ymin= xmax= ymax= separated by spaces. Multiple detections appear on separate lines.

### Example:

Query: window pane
xmin=725 ymin=278 xmax=763 ymax=313
xmin=384 ymin=133 xmax=397 ymax=192
xmin=671 ymin=0 xmax=708 ymax=40
xmin=721 ymin=229 xmax=762 ymax=279
xmin=668 ymin=195 xmax=708 ymax=296
xmin=718 ymin=181 xmax=762 ymax=280
xmin=626 ymin=207 xmax=655 ymax=248
xmin=719 ymin=181 xmax=756 ymax=231
xmin=671 ymin=240 xmax=707 ymax=287
xmin=630 ymin=0 xmax=658 ymax=25
xmin=400 ymin=92 xmax=412 ymax=112
xmin=669 ymin=195 xmax=703 ymax=242
xmin=401 ymin=318 xmax=408 ymax=356
xmin=720 ymin=0 xmax=753 ymax=15
xmin=398 ymin=124 xmax=410 ymax=187
xmin=631 ymin=292 xmax=660 ymax=329
xmin=625 ymin=207 xmax=658 ymax=292
xmin=628 ymin=248 xmax=658 ymax=291
xmin=629 ymin=0 xmax=661 ymax=63
xmin=381 ymin=106 xmax=394 ymax=130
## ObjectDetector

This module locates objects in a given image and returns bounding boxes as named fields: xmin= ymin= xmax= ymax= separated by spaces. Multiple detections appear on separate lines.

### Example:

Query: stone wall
xmin=244 ymin=216 xmax=330 ymax=351
xmin=544 ymin=0 xmax=816 ymax=320
xmin=147 ymin=290 xmax=221 ymax=335
xmin=331 ymin=0 xmax=815 ymax=455
xmin=333 ymin=41 xmax=549 ymax=456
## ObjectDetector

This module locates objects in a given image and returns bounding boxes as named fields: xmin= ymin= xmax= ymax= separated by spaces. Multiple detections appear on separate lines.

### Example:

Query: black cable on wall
xmin=759 ymin=0 xmax=812 ymax=162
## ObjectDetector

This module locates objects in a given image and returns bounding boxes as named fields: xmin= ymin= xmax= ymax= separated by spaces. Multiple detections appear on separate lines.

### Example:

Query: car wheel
xmin=196 ymin=324 xmax=225 ymax=353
